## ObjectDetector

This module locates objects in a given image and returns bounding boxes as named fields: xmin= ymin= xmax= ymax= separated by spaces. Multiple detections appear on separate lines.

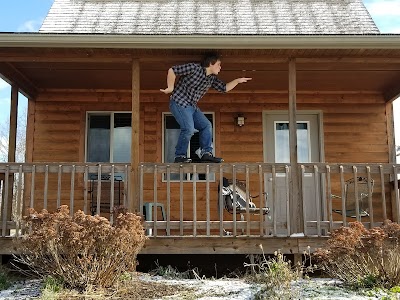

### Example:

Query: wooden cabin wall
xmin=26 ymin=91 xmax=391 ymax=222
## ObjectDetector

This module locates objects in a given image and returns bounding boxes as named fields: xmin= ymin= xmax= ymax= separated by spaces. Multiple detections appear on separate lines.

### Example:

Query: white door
xmin=263 ymin=112 xmax=323 ymax=235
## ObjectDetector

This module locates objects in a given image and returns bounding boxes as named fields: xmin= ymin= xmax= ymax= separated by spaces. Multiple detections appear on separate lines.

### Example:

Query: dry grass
xmin=314 ymin=221 xmax=400 ymax=289
xmin=244 ymin=245 xmax=315 ymax=299
xmin=13 ymin=205 xmax=146 ymax=290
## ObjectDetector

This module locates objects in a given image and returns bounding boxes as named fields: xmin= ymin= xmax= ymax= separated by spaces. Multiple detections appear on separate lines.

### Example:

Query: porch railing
xmin=0 ymin=162 xmax=399 ymax=238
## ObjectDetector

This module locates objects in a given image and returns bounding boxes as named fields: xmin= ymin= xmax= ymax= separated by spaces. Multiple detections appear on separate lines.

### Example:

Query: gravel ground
xmin=0 ymin=275 xmax=398 ymax=299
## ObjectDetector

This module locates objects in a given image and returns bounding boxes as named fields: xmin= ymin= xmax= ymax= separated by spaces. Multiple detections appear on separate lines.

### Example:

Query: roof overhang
xmin=1 ymin=33 xmax=400 ymax=49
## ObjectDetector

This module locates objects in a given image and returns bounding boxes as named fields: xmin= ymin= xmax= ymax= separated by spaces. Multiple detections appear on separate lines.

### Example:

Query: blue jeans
xmin=169 ymin=100 xmax=212 ymax=157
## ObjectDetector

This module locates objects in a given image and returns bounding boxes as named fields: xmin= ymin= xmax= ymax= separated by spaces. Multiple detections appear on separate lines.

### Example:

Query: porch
xmin=0 ymin=162 xmax=399 ymax=254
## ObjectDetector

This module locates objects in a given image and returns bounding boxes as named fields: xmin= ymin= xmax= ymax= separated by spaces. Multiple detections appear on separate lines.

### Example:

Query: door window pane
xmin=274 ymin=122 xmax=310 ymax=163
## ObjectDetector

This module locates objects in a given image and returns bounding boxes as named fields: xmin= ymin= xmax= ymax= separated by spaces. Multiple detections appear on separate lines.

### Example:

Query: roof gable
xmin=40 ymin=0 xmax=380 ymax=35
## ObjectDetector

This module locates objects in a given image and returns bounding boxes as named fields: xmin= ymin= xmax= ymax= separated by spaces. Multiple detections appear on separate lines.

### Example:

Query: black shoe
xmin=174 ymin=156 xmax=192 ymax=163
xmin=201 ymin=152 xmax=224 ymax=163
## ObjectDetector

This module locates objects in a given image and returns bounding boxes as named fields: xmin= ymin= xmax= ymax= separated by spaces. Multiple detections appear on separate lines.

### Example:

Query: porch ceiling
xmin=1 ymin=48 xmax=400 ymax=100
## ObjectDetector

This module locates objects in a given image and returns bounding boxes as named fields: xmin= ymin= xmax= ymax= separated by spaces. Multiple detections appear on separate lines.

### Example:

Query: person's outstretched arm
xmin=160 ymin=68 xmax=176 ymax=94
xmin=226 ymin=77 xmax=252 ymax=92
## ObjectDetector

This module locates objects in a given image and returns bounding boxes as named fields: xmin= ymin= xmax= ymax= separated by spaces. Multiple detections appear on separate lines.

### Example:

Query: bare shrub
xmin=314 ymin=221 xmax=400 ymax=288
xmin=245 ymin=245 xmax=315 ymax=299
xmin=13 ymin=205 xmax=146 ymax=290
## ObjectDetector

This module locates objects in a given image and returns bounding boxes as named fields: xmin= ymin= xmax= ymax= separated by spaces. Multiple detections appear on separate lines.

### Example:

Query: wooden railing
xmin=0 ymin=162 xmax=399 ymax=238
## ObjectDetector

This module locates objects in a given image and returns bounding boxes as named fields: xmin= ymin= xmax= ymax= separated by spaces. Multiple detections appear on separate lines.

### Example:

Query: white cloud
xmin=17 ymin=19 xmax=44 ymax=32
xmin=364 ymin=0 xmax=400 ymax=17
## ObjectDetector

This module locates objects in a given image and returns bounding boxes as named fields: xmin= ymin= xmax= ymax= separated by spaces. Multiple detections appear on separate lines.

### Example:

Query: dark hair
xmin=202 ymin=52 xmax=221 ymax=68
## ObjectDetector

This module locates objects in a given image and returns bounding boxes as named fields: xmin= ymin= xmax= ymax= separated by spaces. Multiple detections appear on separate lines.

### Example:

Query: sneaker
xmin=201 ymin=152 xmax=224 ymax=163
xmin=174 ymin=156 xmax=192 ymax=163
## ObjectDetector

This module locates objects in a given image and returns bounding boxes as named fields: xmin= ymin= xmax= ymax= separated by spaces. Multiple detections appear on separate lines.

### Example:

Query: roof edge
xmin=1 ymin=34 xmax=400 ymax=49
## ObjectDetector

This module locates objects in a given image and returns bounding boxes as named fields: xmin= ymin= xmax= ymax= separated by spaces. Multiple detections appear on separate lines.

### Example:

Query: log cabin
xmin=0 ymin=0 xmax=399 ymax=257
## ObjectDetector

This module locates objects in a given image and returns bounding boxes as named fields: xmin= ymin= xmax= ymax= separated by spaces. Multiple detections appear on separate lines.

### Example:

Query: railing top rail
xmin=0 ymin=163 xmax=130 ymax=174
xmin=300 ymin=163 xmax=400 ymax=174
xmin=0 ymin=162 xmax=398 ymax=175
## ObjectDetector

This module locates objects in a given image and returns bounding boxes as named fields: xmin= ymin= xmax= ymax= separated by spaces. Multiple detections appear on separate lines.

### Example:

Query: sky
xmin=0 ymin=0 xmax=399 ymax=150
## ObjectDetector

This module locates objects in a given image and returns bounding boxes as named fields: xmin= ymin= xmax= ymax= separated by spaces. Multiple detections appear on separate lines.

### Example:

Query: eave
xmin=0 ymin=33 xmax=400 ymax=49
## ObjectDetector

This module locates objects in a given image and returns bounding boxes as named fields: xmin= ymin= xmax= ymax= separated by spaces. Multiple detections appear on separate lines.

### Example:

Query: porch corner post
xmin=5 ymin=85 xmax=19 ymax=234
xmin=288 ymin=58 xmax=303 ymax=234
xmin=129 ymin=59 xmax=140 ymax=213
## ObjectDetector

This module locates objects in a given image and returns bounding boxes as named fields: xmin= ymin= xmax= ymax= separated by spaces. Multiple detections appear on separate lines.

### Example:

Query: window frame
xmin=85 ymin=111 xmax=132 ymax=163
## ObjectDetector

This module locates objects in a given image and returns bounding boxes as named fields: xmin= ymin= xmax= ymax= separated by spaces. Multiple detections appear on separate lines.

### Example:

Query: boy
xmin=160 ymin=53 xmax=252 ymax=163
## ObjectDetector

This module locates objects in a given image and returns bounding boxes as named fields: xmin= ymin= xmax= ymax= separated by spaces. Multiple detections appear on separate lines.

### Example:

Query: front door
xmin=263 ymin=112 xmax=323 ymax=235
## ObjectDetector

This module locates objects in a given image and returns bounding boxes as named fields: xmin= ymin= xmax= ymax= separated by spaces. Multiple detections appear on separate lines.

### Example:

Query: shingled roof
xmin=39 ymin=0 xmax=379 ymax=35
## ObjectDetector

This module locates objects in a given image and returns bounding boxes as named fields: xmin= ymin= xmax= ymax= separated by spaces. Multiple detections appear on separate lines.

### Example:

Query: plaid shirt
xmin=170 ymin=63 xmax=226 ymax=107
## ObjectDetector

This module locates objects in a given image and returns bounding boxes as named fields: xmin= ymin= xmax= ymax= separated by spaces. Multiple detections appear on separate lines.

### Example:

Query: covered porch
xmin=1 ymin=36 xmax=400 ymax=254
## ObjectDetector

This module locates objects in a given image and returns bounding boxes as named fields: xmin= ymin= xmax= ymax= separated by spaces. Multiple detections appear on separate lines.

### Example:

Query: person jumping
xmin=160 ymin=53 xmax=252 ymax=163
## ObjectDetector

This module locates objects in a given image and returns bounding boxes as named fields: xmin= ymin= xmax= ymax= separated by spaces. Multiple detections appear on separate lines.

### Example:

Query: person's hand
xmin=160 ymin=87 xmax=174 ymax=94
xmin=237 ymin=77 xmax=252 ymax=83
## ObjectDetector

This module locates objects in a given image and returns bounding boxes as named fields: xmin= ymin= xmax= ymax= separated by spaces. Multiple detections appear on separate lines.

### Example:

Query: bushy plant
xmin=13 ymin=205 xmax=146 ymax=290
xmin=314 ymin=221 xmax=400 ymax=289
xmin=245 ymin=245 xmax=314 ymax=299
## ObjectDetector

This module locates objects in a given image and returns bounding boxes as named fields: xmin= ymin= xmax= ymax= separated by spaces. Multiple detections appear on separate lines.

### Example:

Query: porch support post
xmin=129 ymin=59 xmax=140 ymax=213
xmin=288 ymin=58 xmax=303 ymax=234
xmin=4 ymin=85 xmax=18 ymax=234
xmin=8 ymin=85 xmax=18 ymax=163
xmin=386 ymin=101 xmax=399 ymax=221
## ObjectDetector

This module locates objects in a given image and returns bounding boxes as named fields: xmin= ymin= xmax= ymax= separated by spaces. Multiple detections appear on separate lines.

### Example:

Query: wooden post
xmin=288 ymin=59 xmax=303 ymax=234
xmin=23 ymin=97 xmax=35 ymax=216
xmin=386 ymin=101 xmax=398 ymax=221
xmin=5 ymin=85 xmax=18 ymax=234
xmin=130 ymin=59 xmax=140 ymax=213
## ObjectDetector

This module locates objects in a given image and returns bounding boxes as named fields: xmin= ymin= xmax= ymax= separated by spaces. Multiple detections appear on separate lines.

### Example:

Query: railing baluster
xmin=179 ymin=165 xmax=184 ymax=236
xmin=110 ymin=165 xmax=115 ymax=224
xmin=366 ymin=166 xmax=373 ymax=228
xmin=15 ymin=165 xmax=23 ymax=237
xmin=285 ymin=165 xmax=291 ymax=237
xmin=301 ymin=165 xmax=307 ymax=237
xmin=353 ymin=166 xmax=360 ymax=221
xmin=70 ymin=165 xmax=75 ymax=216
xmin=43 ymin=165 xmax=49 ymax=210
xmin=83 ymin=165 xmax=88 ymax=214
xmin=394 ymin=165 xmax=399 ymax=223
xmin=166 ymin=165 xmax=171 ymax=236
xmin=314 ymin=165 xmax=321 ymax=237
xmin=192 ymin=164 xmax=197 ymax=237
xmin=340 ymin=165 xmax=346 ymax=227
xmin=154 ymin=165 xmax=158 ymax=237
xmin=2 ymin=165 xmax=10 ymax=237
xmin=124 ymin=165 xmax=129 ymax=208
xmin=206 ymin=165 xmax=210 ymax=236
xmin=219 ymin=165 xmax=224 ymax=237
xmin=30 ymin=165 xmax=35 ymax=209
xmin=139 ymin=165 xmax=144 ymax=216
xmin=96 ymin=165 xmax=102 ymax=215
xmin=326 ymin=165 xmax=333 ymax=233
xmin=379 ymin=165 xmax=387 ymax=221
xmin=232 ymin=165 xmax=237 ymax=236
xmin=57 ymin=165 xmax=62 ymax=209
xmin=245 ymin=165 xmax=250 ymax=236
xmin=272 ymin=165 xmax=277 ymax=236
xmin=258 ymin=165 xmax=263 ymax=237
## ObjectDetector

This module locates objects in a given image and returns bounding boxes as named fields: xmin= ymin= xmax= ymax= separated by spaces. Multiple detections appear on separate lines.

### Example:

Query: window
xmin=274 ymin=121 xmax=311 ymax=163
xmin=86 ymin=113 xmax=131 ymax=163
xmin=163 ymin=112 xmax=215 ymax=181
